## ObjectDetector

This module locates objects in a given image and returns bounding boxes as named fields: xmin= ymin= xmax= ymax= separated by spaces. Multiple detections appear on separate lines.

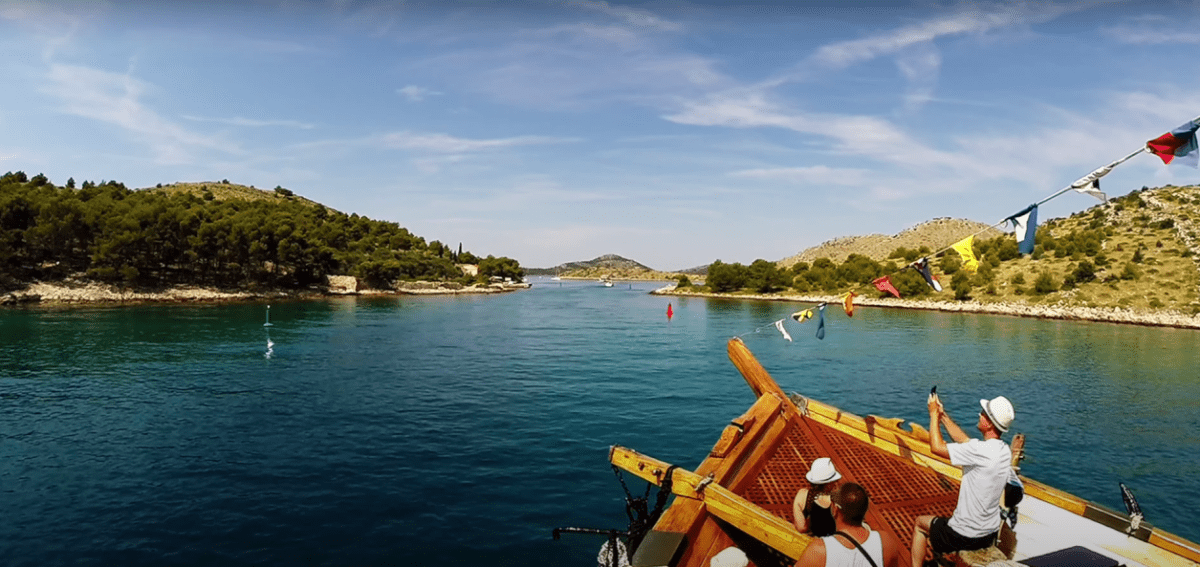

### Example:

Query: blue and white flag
xmin=816 ymin=305 xmax=827 ymax=340
xmin=913 ymin=257 xmax=942 ymax=292
xmin=1005 ymin=203 xmax=1038 ymax=255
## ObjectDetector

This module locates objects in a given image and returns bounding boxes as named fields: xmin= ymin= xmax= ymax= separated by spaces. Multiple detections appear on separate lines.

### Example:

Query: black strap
xmin=833 ymin=530 xmax=879 ymax=567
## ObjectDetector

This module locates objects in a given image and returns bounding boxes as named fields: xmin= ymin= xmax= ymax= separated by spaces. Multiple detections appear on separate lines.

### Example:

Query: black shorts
xmin=929 ymin=516 xmax=996 ymax=554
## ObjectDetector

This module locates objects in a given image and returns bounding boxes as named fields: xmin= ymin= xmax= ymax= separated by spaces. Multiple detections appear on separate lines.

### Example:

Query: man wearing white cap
xmin=910 ymin=393 xmax=1018 ymax=567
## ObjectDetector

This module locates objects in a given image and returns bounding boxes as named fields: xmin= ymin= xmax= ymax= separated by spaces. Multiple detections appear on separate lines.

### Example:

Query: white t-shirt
xmin=947 ymin=438 xmax=1015 ymax=538
xmin=822 ymin=529 xmax=882 ymax=567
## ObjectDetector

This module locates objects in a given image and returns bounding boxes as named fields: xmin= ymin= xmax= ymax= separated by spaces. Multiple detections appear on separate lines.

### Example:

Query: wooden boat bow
xmin=604 ymin=338 xmax=1200 ymax=567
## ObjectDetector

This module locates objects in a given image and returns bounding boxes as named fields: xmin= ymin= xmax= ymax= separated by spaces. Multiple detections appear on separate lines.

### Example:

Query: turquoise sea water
xmin=2 ymin=279 xmax=1199 ymax=566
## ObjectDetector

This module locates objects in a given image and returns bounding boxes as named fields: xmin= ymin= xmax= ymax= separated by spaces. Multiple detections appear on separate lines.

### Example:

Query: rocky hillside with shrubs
xmin=670 ymin=184 xmax=1200 ymax=315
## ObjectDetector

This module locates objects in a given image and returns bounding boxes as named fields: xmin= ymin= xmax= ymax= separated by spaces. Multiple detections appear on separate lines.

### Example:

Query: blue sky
xmin=2 ymin=1 xmax=1200 ymax=271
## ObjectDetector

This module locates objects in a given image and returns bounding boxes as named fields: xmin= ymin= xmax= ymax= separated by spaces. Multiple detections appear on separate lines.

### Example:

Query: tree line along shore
xmin=0 ymin=173 xmax=527 ymax=304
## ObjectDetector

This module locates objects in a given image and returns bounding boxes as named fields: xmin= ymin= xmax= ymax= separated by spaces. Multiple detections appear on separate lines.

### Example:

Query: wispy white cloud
xmin=1102 ymin=15 xmax=1200 ymax=45
xmin=397 ymin=85 xmax=441 ymax=102
xmin=807 ymin=3 xmax=1075 ymax=70
xmin=42 ymin=63 xmax=239 ymax=164
xmin=665 ymin=90 xmax=958 ymax=171
xmin=0 ymin=0 xmax=103 ymax=27
xmin=421 ymin=13 xmax=724 ymax=110
xmin=382 ymin=131 xmax=575 ymax=153
xmin=181 ymin=115 xmax=315 ymax=129
xmin=895 ymin=43 xmax=941 ymax=112
xmin=730 ymin=165 xmax=871 ymax=186
xmin=566 ymin=0 xmax=683 ymax=32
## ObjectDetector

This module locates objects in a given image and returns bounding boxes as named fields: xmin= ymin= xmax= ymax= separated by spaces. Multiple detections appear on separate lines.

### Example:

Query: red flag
xmin=873 ymin=276 xmax=901 ymax=298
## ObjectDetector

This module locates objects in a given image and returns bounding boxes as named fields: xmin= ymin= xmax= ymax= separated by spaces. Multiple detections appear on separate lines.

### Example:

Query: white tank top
xmin=822 ymin=528 xmax=882 ymax=567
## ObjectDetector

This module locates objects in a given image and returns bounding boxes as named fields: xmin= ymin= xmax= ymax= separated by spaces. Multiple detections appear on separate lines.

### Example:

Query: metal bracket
xmin=695 ymin=473 xmax=715 ymax=494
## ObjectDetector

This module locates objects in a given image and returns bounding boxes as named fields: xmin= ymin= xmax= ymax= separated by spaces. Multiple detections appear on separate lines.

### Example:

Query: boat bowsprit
xmin=556 ymin=338 xmax=1200 ymax=567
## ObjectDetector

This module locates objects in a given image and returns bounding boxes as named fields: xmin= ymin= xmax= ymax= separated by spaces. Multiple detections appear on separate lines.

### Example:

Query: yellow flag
xmin=952 ymin=235 xmax=979 ymax=273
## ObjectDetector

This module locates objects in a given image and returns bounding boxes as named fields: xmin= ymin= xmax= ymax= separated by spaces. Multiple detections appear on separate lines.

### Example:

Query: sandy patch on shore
xmin=652 ymin=286 xmax=1200 ymax=329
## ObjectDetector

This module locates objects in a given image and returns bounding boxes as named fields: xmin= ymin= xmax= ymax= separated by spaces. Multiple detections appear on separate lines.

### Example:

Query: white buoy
xmin=264 ymin=305 xmax=273 ymax=327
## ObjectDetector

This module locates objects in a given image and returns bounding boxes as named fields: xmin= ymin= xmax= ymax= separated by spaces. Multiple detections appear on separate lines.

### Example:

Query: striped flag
xmin=1147 ymin=118 xmax=1200 ymax=167
xmin=1006 ymin=204 xmax=1038 ymax=255
xmin=913 ymin=257 xmax=943 ymax=292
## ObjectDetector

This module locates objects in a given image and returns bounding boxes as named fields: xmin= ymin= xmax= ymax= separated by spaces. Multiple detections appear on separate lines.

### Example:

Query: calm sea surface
xmin=2 ymin=279 xmax=1199 ymax=566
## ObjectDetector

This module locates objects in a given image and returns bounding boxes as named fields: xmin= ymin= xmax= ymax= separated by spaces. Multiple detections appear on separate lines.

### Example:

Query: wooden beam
xmin=610 ymin=446 xmax=813 ymax=560
xmin=727 ymin=337 xmax=788 ymax=400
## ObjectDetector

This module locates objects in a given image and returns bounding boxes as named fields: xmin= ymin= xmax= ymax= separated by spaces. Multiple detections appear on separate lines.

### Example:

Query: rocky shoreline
xmin=1 ymin=279 xmax=531 ymax=306
xmin=651 ymin=286 xmax=1200 ymax=330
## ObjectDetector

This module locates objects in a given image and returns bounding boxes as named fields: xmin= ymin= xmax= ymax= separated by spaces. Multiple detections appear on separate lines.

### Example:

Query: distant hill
xmin=527 ymin=254 xmax=652 ymax=275
xmin=528 ymin=254 xmax=696 ymax=281
xmin=779 ymin=218 xmax=1006 ymax=267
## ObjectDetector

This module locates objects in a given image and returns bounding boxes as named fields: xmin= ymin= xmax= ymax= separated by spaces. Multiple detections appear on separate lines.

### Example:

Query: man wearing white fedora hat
xmin=910 ymin=393 xmax=1019 ymax=567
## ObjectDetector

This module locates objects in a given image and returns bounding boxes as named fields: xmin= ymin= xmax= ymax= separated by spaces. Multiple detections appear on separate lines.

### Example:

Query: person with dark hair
xmin=793 ymin=457 xmax=841 ymax=537
xmin=910 ymin=393 xmax=1019 ymax=567
xmin=794 ymin=483 xmax=905 ymax=567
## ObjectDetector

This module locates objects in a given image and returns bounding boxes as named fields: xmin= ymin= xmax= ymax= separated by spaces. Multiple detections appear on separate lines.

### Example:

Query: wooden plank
xmin=610 ymin=446 xmax=814 ymax=560
xmin=697 ymin=395 xmax=785 ymax=483
xmin=727 ymin=337 xmax=788 ymax=400
xmin=679 ymin=517 xmax=738 ymax=567
xmin=1149 ymin=531 xmax=1200 ymax=564
xmin=725 ymin=407 xmax=794 ymax=494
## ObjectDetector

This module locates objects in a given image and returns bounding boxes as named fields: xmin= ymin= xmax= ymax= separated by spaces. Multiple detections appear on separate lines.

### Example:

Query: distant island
xmin=527 ymin=254 xmax=704 ymax=282
xmin=0 ymin=173 xmax=527 ymax=305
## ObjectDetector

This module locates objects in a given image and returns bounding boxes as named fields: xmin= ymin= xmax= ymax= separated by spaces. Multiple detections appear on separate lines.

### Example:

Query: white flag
xmin=774 ymin=319 xmax=792 ymax=342
xmin=1070 ymin=166 xmax=1111 ymax=202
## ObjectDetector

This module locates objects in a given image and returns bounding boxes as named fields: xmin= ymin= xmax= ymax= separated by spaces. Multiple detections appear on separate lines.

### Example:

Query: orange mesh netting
xmin=739 ymin=413 xmax=959 ymax=552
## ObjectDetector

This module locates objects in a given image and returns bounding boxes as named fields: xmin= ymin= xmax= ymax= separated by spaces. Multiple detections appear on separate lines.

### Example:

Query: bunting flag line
xmin=774 ymin=319 xmax=792 ymax=342
xmin=1006 ymin=203 xmax=1038 ymax=255
xmin=951 ymin=235 xmax=979 ymax=273
xmin=728 ymin=115 xmax=1199 ymax=344
xmin=1147 ymin=118 xmax=1200 ymax=168
xmin=913 ymin=257 xmax=943 ymax=292
xmin=873 ymin=276 xmax=901 ymax=298
xmin=1069 ymin=166 xmax=1111 ymax=201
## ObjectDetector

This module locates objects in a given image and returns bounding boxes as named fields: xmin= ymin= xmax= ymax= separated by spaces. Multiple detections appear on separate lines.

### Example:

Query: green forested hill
xmin=0 ymin=172 xmax=523 ymax=292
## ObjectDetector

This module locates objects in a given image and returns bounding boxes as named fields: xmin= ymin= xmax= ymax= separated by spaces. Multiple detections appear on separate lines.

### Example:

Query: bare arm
xmin=928 ymin=396 xmax=950 ymax=459
xmin=794 ymin=538 xmax=825 ymax=567
xmin=941 ymin=412 xmax=970 ymax=444
xmin=792 ymin=488 xmax=810 ymax=533
xmin=881 ymin=530 xmax=906 ymax=567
